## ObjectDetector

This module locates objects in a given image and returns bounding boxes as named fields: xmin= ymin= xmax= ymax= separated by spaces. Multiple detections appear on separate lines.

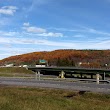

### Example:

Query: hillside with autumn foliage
xmin=0 ymin=49 xmax=110 ymax=68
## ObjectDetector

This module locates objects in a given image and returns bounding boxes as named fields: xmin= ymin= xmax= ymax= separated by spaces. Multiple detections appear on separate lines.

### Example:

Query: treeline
xmin=0 ymin=49 xmax=110 ymax=68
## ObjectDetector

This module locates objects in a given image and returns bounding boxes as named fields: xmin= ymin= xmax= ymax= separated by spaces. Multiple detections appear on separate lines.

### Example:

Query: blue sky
xmin=0 ymin=0 xmax=110 ymax=59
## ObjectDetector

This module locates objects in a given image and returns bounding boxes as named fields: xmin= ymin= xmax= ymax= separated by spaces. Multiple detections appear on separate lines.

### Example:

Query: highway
xmin=28 ymin=66 xmax=110 ymax=73
xmin=0 ymin=77 xmax=110 ymax=94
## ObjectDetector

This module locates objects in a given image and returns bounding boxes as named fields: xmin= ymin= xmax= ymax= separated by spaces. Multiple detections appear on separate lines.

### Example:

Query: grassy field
xmin=0 ymin=67 xmax=33 ymax=74
xmin=0 ymin=86 xmax=110 ymax=110
xmin=0 ymin=67 xmax=34 ymax=77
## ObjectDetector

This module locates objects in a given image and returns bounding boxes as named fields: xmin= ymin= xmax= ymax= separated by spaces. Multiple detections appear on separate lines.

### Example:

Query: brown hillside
xmin=0 ymin=49 xmax=110 ymax=68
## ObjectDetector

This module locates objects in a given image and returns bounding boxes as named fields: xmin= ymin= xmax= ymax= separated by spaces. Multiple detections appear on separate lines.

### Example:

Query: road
xmin=0 ymin=77 xmax=110 ymax=94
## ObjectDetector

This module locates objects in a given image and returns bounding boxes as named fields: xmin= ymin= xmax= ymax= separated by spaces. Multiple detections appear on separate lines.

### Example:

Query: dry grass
xmin=0 ymin=86 xmax=110 ymax=110
xmin=0 ymin=67 xmax=33 ymax=74
xmin=0 ymin=67 xmax=34 ymax=77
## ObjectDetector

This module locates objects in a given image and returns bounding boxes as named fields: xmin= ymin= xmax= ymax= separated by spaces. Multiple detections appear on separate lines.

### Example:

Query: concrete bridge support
xmin=91 ymin=74 xmax=93 ymax=79
xmin=80 ymin=73 xmax=83 ymax=78
xmin=70 ymin=73 xmax=73 ymax=77
xmin=96 ymin=73 xmax=99 ymax=84
xmin=59 ymin=71 xmax=65 ymax=79
xmin=102 ymin=72 xmax=105 ymax=80
xmin=35 ymin=71 xmax=41 ymax=80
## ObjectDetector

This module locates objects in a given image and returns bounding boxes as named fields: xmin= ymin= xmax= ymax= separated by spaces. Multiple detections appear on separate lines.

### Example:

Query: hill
xmin=0 ymin=49 xmax=110 ymax=68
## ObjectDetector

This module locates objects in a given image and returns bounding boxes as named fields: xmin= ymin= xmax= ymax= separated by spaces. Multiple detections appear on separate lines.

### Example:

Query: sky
xmin=0 ymin=0 xmax=110 ymax=59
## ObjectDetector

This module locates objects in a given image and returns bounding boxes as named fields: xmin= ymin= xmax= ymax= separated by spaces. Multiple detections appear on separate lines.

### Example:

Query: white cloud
xmin=0 ymin=31 xmax=19 ymax=36
xmin=88 ymin=29 xmax=110 ymax=36
xmin=23 ymin=23 xmax=63 ymax=37
xmin=0 ymin=53 xmax=12 ymax=59
xmin=50 ymin=27 xmax=110 ymax=37
xmin=80 ymin=26 xmax=110 ymax=36
xmin=23 ymin=22 xmax=30 ymax=27
xmin=73 ymin=34 xmax=85 ymax=38
xmin=3 ymin=44 xmax=12 ymax=48
xmin=0 ymin=36 xmax=74 ymax=47
xmin=23 ymin=26 xmax=46 ymax=33
xmin=48 ymin=27 xmax=86 ymax=32
xmin=38 ymin=32 xmax=63 ymax=37
xmin=1 ymin=34 xmax=110 ymax=60
xmin=0 ymin=6 xmax=18 ymax=15
xmin=0 ymin=47 xmax=38 ymax=59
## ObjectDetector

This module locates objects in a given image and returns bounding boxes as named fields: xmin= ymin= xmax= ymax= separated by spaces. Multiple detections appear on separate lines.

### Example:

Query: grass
xmin=0 ymin=86 xmax=110 ymax=110
xmin=0 ymin=67 xmax=34 ymax=77
xmin=0 ymin=67 xmax=33 ymax=74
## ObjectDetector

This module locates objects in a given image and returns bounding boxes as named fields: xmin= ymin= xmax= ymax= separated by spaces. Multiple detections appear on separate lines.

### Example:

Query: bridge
xmin=28 ymin=66 xmax=110 ymax=84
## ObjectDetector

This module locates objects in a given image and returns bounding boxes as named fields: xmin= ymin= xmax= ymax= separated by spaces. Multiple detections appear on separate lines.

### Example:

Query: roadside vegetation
xmin=0 ymin=67 xmax=34 ymax=77
xmin=0 ymin=86 xmax=110 ymax=110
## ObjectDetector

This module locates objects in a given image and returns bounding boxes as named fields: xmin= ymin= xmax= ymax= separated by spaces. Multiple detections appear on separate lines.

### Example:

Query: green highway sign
xmin=39 ymin=59 xmax=46 ymax=63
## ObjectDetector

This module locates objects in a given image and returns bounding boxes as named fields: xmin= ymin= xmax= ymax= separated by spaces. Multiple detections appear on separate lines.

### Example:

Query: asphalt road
xmin=0 ymin=77 xmax=110 ymax=94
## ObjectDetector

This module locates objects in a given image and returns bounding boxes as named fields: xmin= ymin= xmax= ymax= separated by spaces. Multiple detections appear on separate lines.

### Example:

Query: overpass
xmin=28 ymin=66 xmax=110 ymax=84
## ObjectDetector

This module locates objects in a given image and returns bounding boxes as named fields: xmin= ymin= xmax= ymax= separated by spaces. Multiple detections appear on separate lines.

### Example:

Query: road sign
xmin=39 ymin=59 xmax=46 ymax=64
